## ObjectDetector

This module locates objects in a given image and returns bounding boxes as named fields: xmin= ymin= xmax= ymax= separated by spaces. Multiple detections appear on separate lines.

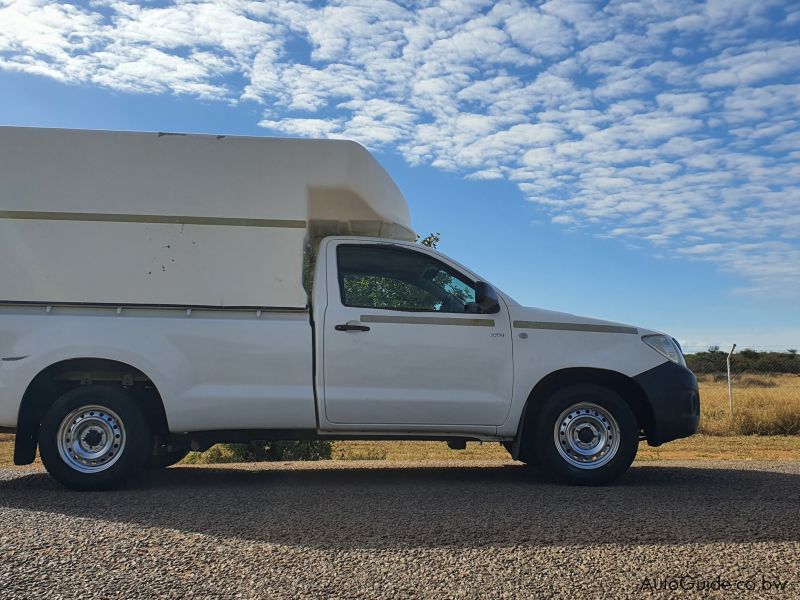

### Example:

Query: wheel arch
xmin=513 ymin=367 xmax=653 ymax=461
xmin=14 ymin=357 xmax=168 ymax=465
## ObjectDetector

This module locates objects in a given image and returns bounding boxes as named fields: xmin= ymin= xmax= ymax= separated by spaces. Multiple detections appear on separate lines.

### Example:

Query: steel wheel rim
xmin=554 ymin=402 xmax=620 ymax=470
xmin=56 ymin=405 xmax=126 ymax=473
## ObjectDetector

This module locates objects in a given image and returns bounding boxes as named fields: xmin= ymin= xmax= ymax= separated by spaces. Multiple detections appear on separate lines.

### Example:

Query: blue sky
xmin=1 ymin=0 xmax=799 ymax=351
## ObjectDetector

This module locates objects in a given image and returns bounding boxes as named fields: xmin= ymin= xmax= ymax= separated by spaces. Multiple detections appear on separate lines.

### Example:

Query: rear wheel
xmin=39 ymin=386 xmax=151 ymax=491
xmin=532 ymin=384 xmax=638 ymax=485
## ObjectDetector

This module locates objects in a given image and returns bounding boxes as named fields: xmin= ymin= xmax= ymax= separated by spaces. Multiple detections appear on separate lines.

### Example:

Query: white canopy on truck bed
xmin=0 ymin=127 xmax=414 ymax=308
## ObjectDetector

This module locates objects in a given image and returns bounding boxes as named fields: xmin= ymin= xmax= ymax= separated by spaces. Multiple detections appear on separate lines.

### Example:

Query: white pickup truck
xmin=0 ymin=127 xmax=699 ymax=490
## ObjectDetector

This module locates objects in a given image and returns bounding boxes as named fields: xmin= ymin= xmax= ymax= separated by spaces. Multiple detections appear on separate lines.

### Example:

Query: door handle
xmin=335 ymin=321 xmax=371 ymax=332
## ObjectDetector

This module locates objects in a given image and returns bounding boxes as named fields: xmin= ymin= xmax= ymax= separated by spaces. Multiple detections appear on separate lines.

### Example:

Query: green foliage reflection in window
xmin=338 ymin=245 xmax=476 ymax=313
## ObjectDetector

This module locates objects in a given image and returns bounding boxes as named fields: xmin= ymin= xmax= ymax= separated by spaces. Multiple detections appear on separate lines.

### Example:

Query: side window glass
xmin=337 ymin=245 xmax=476 ymax=313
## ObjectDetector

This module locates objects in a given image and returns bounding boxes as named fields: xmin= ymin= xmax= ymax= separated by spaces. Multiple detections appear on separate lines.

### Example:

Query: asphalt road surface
xmin=1 ymin=460 xmax=799 ymax=599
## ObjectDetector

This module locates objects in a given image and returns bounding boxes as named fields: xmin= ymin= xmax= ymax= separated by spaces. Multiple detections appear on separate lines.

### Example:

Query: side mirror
xmin=475 ymin=281 xmax=500 ymax=314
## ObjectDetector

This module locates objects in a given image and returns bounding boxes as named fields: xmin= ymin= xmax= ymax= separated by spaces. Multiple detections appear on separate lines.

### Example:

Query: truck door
xmin=321 ymin=241 xmax=513 ymax=428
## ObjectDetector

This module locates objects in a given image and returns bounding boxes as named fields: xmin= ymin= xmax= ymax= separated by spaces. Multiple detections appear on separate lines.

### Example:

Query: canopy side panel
xmin=0 ymin=127 xmax=411 ymax=307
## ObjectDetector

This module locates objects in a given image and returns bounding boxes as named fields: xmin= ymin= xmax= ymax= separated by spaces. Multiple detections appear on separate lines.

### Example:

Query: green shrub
xmin=184 ymin=440 xmax=332 ymax=464
xmin=686 ymin=349 xmax=800 ymax=375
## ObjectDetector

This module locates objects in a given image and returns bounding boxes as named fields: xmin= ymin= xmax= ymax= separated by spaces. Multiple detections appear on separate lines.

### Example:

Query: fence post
xmin=727 ymin=343 xmax=736 ymax=419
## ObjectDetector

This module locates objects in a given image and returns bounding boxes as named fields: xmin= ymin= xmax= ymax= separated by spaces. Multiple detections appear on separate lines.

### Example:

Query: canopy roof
xmin=0 ymin=126 xmax=414 ymax=241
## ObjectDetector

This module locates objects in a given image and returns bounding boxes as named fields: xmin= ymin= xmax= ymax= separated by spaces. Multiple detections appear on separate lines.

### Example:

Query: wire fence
xmin=683 ymin=346 xmax=800 ymax=435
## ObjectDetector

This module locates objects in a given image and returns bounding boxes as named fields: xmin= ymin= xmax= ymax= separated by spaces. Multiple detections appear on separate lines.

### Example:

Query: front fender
xmin=499 ymin=314 xmax=665 ymax=437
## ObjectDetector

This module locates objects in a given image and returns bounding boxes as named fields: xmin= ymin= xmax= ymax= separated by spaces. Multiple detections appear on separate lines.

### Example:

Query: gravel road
xmin=1 ymin=460 xmax=799 ymax=599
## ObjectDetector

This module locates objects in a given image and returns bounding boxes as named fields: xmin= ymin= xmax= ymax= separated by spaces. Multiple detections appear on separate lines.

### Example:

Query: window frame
xmin=335 ymin=243 xmax=478 ymax=313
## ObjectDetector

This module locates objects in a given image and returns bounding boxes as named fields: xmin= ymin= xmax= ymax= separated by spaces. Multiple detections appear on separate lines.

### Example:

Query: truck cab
xmin=314 ymin=236 xmax=698 ymax=456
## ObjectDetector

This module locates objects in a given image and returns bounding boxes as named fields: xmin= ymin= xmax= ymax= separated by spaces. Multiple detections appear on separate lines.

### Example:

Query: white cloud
xmin=1 ymin=0 xmax=799 ymax=298
xmin=258 ymin=117 xmax=342 ymax=137
xmin=697 ymin=42 xmax=800 ymax=88
xmin=656 ymin=92 xmax=710 ymax=115
xmin=505 ymin=6 xmax=574 ymax=58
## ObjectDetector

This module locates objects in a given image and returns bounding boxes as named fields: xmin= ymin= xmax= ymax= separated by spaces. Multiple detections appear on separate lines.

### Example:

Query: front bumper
xmin=634 ymin=360 xmax=700 ymax=446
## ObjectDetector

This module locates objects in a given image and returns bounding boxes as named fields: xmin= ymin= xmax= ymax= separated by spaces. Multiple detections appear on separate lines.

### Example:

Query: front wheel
xmin=533 ymin=384 xmax=639 ymax=485
xmin=39 ymin=386 xmax=152 ymax=491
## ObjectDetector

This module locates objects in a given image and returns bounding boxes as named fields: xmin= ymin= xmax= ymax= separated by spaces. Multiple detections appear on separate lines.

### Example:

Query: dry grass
xmin=331 ymin=440 xmax=506 ymax=462
xmin=697 ymin=374 xmax=800 ymax=435
xmin=329 ymin=436 xmax=800 ymax=463
xmin=0 ymin=433 xmax=26 ymax=466
xmin=636 ymin=435 xmax=800 ymax=461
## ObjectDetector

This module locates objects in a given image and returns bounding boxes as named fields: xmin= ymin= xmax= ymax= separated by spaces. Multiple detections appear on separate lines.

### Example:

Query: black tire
xmin=145 ymin=446 xmax=190 ymax=469
xmin=39 ymin=386 xmax=152 ymax=491
xmin=532 ymin=384 xmax=638 ymax=485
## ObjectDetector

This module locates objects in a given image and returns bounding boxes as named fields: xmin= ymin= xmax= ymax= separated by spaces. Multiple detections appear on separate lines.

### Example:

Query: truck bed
xmin=0 ymin=303 xmax=316 ymax=431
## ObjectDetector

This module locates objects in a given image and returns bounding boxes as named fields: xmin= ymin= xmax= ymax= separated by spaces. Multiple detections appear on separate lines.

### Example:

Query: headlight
xmin=642 ymin=335 xmax=685 ymax=366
